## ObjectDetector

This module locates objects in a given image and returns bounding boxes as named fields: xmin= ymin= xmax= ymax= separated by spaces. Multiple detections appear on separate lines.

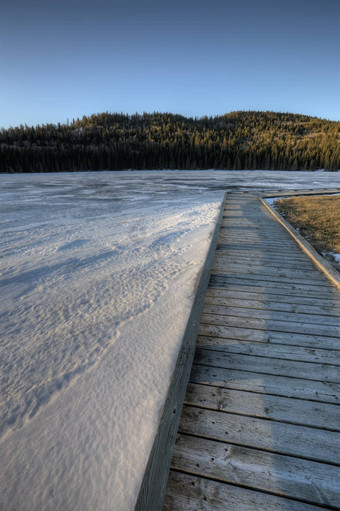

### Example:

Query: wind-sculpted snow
xmin=0 ymin=170 xmax=339 ymax=511
xmin=0 ymin=185 xmax=218 ymax=440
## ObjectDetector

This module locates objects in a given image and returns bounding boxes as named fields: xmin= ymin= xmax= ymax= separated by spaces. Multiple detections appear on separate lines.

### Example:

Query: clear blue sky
xmin=1 ymin=0 xmax=339 ymax=128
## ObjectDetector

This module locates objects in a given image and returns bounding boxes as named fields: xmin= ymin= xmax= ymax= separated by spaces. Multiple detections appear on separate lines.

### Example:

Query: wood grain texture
xmin=210 ymin=273 xmax=334 ymax=290
xmin=171 ymin=434 xmax=340 ymax=507
xmin=205 ymin=286 xmax=340 ymax=307
xmin=203 ymin=294 xmax=340 ymax=317
xmin=194 ymin=347 xmax=340 ymax=382
xmin=163 ymin=471 xmax=329 ymax=511
xmin=190 ymin=364 xmax=340 ymax=403
xmin=200 ymin=312 xmax=340 ymax=337
xmin=184 ymin=383 xmax=340 ymax=430
xmin=211 ymin=265 xmax=327 ymax=284
xmin=198 ymin=323 xmax=340 ymax=350
xmin=212 ymin=257 xmax=317 ymax=271
xmin=202 ymin=303 xmax=340 ymax=327
xmin=209 ymin=276 xmax=339 ymax=298
xmin=179 ymin=405 xmax=340 ymax=464
xmin=196 ymin=338 xmax=340 ymax=365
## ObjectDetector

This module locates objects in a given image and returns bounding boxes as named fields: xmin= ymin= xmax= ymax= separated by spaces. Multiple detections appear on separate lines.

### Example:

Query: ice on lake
xmin=0 ymin=170 xmax=339 ymax=510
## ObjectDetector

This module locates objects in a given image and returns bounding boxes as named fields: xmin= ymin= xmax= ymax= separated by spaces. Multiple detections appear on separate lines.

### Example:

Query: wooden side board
xmin=135 ymin=194 xmax=226 ymax=511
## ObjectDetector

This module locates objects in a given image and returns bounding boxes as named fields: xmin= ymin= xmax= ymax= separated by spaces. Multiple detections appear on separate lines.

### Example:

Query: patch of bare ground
xmin=275 ymin=195 xmax=340 ymax=268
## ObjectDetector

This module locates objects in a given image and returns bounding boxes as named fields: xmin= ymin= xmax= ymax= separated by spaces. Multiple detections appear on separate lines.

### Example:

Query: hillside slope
xmin=1 ymin=111 xmax=339 ymax=172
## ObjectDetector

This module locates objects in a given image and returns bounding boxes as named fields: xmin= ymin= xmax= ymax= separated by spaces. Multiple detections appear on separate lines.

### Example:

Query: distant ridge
xmin=1 ymin=111 xmax=339 ymax=172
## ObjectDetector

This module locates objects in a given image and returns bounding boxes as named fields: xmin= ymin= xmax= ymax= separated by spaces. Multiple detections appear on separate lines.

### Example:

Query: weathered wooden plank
xmin=184 ymin=383 xmax=340 ymax=430
xmin=212 ymin=261 xmax=326 ymax=279
xmin=163 ymin=471 xmax=328 ymax=511
xmin=221 ymin=216 xmax=281 ymax=221
xmin=218 ymin=235 xmax=295 ymax=243
xmin=216 ymin=244 xmax=307 ymax=255
xmin=204 ymin=294 xmax=340 ymax=317
xmin=189 ymin=364 xmax=340 ymax=404
xmin=216 ymin=245 xmax=311 ymax=256
xmin=220 ymin=223 xmax=289 ymax=230
xmin=219 ymin=227 xmax=296 ymax=233
xmin=218 ymin=232 xmax=299 ymax=240
xmin=194 ymin=347 xmax=340 ymax=382
xmin=217 ymin=238 xmax=299 ymax=245
xmin=213 ymin=252 xmax=311 ymax=261
xmin=205 ymin=287 xmax=340 ymax=308
xmin=216 ymin=242 xmax=304 ymax=253
xmin=217 ymin=237 xmax=294 ymax=242
xmin=200 ymin=312 xmax=340 ymax=338
xmin=179 ymin=406 xmax=340 ymax=464
xmin=219 ymin=229 xmax=293 ymax=235
xmin=220 ymin=222 xmax=283 ymax=226
xmin=209 ymin=276 xmax=339 ymax=298
xmin=219 ymin=231 xmax=290 ymax=238
xmin=213 ymin=255 xmax=316 ymax=270
xmin=215 ymin=244 xmax=312 ymax=253
xmin=196 ymin=337 xmax=340 ymax=365
xmin=221 ymin=226 xmax=274 ymax=231
xmin=219 ymin=223 xmax=288 ymax=227
xmin=220 ymin=221 xmax=286 ymax=227
xmin=203 ymin=304 xmax=340 ymax=328
xmin=210 ymin=271 xmax=331 ymax=288
xmin=218 ymin=226 xmax=301 ymax=232
xmin=170 ymin=435 xmax=340 ymax=507
xmin=214 ymin=263 xmax=318 ymax=275
xmin=211 ymin=267 xmax=327 ymax=286
xmin=218 ymin=229 xmax=297 ymax=235
xmin=219 ymin=241 xmax=298 ymax=247
xmin=198 ymin=323 xmax=340 ymax=351
xmin=215 ymin=250 xmax=311 ymax=263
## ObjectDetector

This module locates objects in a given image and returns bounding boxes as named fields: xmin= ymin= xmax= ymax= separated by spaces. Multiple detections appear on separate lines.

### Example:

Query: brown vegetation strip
xmin=275 ymin=195 xmax=340 ymax=255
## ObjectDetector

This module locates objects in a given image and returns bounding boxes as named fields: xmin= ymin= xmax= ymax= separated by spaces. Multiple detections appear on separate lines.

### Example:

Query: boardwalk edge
xmin=260 ymin=196 xmax=340 ymax=291
xmin=135 ymin=193 xmax=226 ymax=511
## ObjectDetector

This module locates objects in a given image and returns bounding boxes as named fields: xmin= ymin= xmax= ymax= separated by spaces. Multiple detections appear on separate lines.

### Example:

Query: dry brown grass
xmin=275 ymin=195 xmax=340 ymax=254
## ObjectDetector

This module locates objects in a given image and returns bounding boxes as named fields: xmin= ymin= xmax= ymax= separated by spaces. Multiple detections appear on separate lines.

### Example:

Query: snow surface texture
xmin=1 ymin=170 xmax=339 ymax=511
xmin=0 ymin=173 xmax=223 ymax=511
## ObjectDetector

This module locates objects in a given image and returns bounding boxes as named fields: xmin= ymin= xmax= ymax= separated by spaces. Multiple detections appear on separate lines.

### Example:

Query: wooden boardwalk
xmin=163 ymin=193 xmax=340 ymax=510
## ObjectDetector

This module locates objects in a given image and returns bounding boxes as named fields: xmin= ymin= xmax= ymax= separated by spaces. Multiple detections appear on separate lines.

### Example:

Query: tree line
xmin=1 ymin=111 xmax=339 ymax=172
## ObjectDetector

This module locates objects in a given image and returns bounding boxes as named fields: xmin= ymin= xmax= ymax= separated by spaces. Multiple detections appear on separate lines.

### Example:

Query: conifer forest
xmin=1 ymin=111 xmax=339 ymax=172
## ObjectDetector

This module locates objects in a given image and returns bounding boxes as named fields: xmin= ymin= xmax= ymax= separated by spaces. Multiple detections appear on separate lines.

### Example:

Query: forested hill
xmin=1 ymin=111 xmax=339 ymax=172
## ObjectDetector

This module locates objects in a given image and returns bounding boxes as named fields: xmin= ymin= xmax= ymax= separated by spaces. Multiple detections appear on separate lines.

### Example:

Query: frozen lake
xmin=1 ymin=170 xmax=339 ymax=510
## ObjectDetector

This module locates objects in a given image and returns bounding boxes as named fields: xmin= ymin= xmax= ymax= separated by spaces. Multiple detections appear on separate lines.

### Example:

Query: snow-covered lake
xmin=1 ymin=170 xmax=339 ymax=511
